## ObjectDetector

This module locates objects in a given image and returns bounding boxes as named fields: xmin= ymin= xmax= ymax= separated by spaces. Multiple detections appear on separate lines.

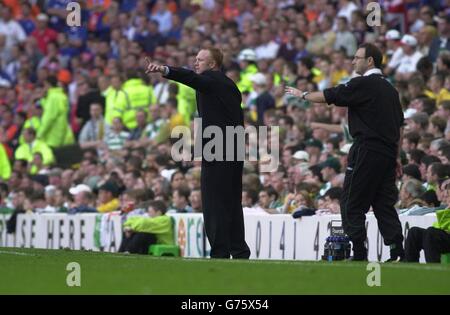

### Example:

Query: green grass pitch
xmin=0 ymin=247 xmax=449 ymax=294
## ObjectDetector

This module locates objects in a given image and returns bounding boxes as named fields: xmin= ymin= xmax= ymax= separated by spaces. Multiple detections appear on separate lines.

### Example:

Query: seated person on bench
xmin=405 ymin=208 xmax=450 ymax=263
xmin=119 ymin=200 xmax=174 ymax=254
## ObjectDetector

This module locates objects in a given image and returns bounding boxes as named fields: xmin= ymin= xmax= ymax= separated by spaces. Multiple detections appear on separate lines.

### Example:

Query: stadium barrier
xmin=0 ymin=213 xmax=436 ymax=262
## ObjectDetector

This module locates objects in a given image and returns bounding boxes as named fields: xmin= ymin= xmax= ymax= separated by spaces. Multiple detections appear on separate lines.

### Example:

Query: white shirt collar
xmin=363 ymin=68 xmax=383 ymax=76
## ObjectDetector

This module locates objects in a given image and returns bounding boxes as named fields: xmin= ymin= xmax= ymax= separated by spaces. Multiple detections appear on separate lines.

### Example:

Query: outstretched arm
xmin=145 ymin=57 xmax=213 ymax=93
xmin=285 ymin=87 xmax=327 ymax=103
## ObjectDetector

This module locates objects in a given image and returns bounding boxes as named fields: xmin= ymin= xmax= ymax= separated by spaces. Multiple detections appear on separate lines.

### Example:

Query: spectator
xmin=120 ymin=200 xmax=175 ymax=254
xmin=0 ymin=6 xmax=26 ymax=49
xmin=76 ymin=76 xmax=105 ymax=129
xmin=337 ymin=0 xmax=359 ymax=24
xmin=304 ymin=138 xmax=323 ymax=166
xmin=402 ymin=164 xmax=423 ymax=182
xmin=334 ymin=16 xmax=357 ymax=57
xmin=395 ymin=35 xmax=424 ymax=81
xmin=249 ymin=72 xmax=275 ymax=125
xmin=79 ymin=102 xmax=109 ymax=152
xmin=318 ymin=157 xmax=342 ymax=196
xmin=428 ymin=15 xmax=450 ymax=63
xmin=402 ymin=131 xmax=421 ymax=153
xmin=399 ymin=178 xmax=426 ymax=209
xmin=438 ymin=144 xmax=450 ymax=164
xmin=417 ymin=25 xmax=437 ymax=56
xmin=14 ymin=127 xmax=55 ymax=171
xmin=140 ymin=19 xmax=165 ymax=55
xmin=17 ymin=2 xmax=36 ymax=36
xmin=425 ymin=162 xmax=450 ymax=191
xmin=97 ymin=180 xmax=120 ymax=213
xmin=121 ymin=170 xmax=142 ymax=189
xmin=277 ymin=28 xmax=299 ymax=62
xmin=168 ymin=186 xmax=193 ymax=213
xmin=255 ymin=28 xmax=279 ymax=61
xmin=150 ymin=0 xmax=172 ymax=35
xmin=31 ymin=14 xmax=57 ymax=55
xmin=405 ymin=209 xmax=450 ymax=263
xmin=169 ymin=171 xmax=186 ymax=191
xmin=189 ymin=188 xmax=202 ymax=213
xmin=6 ymin=188 xmax=27 ymax=233
xmin=429 ymin=72 xmax=450 ymax=106
xmin=68 ymin=184 xmax=97 ymax=214
xmin=0 ymin=143 xmax=11 ymax=180
xmin=120 ymin=69 xmax=155 ymax=130
xmin=237 ymin=48 xmax=258 ymax=94
xmin=102 ymin=74 xmax=127 ymax=126
xmin=316 ymin=186 xmax=343 ymax=215
xmin=125 ymin=110 xmax=149 ymax=146
xmin=428 ymin=115 xmax=447 ymax=139
xmin=407 ymin=7 xmax=425 ymax=34
xmin=406 ymin=112 xmax=429 ymax=135
xmin=104 ymin=117 xmax=130 ymax=155
xmin=284 ymin=189 xmax=315 ymax=215
xmin=37 ymin=76 xmax=75 ymax=149
xmin=258 ymin=185 xmax=282 ymax=214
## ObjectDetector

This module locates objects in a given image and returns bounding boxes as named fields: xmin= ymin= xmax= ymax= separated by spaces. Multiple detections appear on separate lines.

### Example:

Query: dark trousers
xmin=340 ymin=144 xmax=404 ymax=258
xmin=405 ymin=226 xmax=450 ymax=263
xmin=201 ymin=160 xmax=251 ymax=259
xmin=118 ymin=232 xmax=157 ymax=255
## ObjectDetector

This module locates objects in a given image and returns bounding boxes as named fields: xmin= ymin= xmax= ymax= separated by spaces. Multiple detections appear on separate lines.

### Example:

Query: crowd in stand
xmin=1 ymin=0 xmax=450 ymax=241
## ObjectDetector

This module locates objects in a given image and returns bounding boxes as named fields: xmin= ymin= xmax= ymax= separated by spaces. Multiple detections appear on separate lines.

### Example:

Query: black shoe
xmin=388 ymin=244 xmax=404 ymax=262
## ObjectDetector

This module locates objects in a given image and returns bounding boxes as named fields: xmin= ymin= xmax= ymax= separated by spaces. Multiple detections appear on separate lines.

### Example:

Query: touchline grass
xmin=0 ymin=247 xmax=449 ymax=294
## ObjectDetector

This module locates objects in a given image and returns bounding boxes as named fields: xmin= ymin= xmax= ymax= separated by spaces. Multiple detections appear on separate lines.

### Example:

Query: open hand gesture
xmin=284 ymin=86 xmax=303 ymax=98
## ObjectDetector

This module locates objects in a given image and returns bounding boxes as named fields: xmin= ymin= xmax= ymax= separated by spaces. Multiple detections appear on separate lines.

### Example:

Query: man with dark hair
xmin=145 ymin=49 xmax=251 ymax=259
xmin=403 ymin=131 xmax=420 ymax=153
xmin=286 ymin=43 xmax=405 ymax=262
xmin=409 ymin=148 xmax=426 ymax=165
xmin=438 ymin=145 xmax=450 ymax=164
xmin=426 ymin=162 xmax=450 ymax=191
xmin=420 ymin=154 xmax=441 ymax=181
xmin=416 ymin=56 xmax=434 ymax=82
xmin=168 ymin=186 xmax=193 ymax=213
xmin=429 ymin=115 xmax=447 ymax=139
xmin=402 ymin=164 xmax=422 ymax=182
xmin=258 ymin=186 xmax=282 ymax=214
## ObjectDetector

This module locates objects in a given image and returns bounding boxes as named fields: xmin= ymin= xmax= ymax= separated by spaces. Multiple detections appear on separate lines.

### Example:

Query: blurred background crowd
xmin=1 ymin=0 xmax=450 ymax=224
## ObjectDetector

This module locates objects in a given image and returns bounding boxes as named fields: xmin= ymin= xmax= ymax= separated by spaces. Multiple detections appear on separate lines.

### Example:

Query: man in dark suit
xmin=286 ymin=43 xmax=405 ymax=262
xmin=145 ymin=48 xmax=251 ymax=259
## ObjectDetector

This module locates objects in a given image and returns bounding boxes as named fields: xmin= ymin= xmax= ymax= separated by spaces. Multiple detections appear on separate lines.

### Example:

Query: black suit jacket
xmin=164 ymin=67 xmax=243 ymax=129
xmin=164 ymin=67 xmax=244 ymax=161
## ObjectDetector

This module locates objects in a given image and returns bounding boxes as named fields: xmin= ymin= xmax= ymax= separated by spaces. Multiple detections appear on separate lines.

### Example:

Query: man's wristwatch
xmin=301 ymin=91 xmax=309 ymax=100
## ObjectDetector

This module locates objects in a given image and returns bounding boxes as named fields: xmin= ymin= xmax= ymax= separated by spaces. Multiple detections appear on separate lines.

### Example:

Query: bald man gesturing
xmin=146 ymin=48 xmax=251 ymax=259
